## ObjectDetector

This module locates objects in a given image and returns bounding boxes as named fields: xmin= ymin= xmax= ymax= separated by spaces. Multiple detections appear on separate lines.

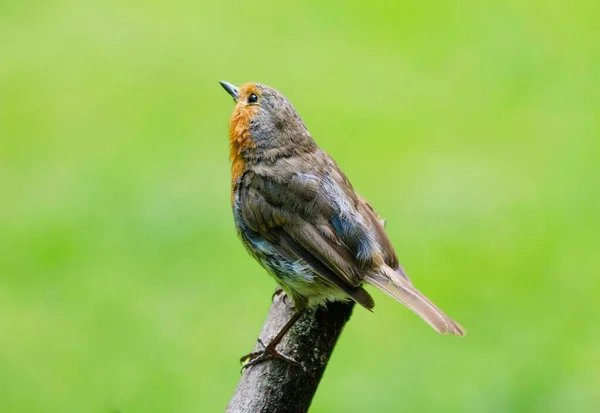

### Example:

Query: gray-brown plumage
xmin=220 ymin=81 xmax=465 ymax=368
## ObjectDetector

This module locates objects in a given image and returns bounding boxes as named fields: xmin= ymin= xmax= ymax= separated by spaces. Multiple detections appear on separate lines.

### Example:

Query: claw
xmin=238 ymin=310 xmax=306 ymax=373
xmin=271 ymin=286 xmax=285 ymax=303
xmin=240 ymin=344 xmax=304 ymax=373
xmin=271 ymin=286 xmax=292 ymax=306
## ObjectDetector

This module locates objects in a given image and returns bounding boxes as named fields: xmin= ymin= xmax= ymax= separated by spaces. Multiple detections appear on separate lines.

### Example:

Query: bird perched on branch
xmin=219 ymin=81 xmax=465 ymax=369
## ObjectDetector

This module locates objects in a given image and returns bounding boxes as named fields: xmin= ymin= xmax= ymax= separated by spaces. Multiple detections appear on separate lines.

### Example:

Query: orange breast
xmin=228 ymin=94 xmax=259 ymax=204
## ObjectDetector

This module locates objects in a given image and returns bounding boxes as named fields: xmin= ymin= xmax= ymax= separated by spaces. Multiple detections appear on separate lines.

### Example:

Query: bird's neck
xmin=228 ymin=113 xmax=318 ymax=204
xmin=228 ymin=105 xmax=257 ymax=192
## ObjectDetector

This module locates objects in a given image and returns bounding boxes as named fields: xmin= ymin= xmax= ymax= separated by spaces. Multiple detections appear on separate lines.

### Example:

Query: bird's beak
xmin=219 ymin=81 xmax=239 ymax=101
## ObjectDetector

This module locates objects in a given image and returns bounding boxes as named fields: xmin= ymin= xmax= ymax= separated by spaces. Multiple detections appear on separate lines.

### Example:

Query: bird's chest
xmin=231 ymin=184 xmax=315 ymax=285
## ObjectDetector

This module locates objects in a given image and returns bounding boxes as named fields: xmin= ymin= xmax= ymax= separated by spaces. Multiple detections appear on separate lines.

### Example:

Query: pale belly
xmin=238 ymin=226 xmax=348 ymax=308
xmin=232 ymin=187 xmax=350 ymax=307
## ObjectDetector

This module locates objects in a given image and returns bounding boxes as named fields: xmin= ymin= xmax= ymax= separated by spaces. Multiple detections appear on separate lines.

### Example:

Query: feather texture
xmin=226 ymin=82 xmax=465 ymax=336
xmin=365 ymin=267 xmax=465 ymax=336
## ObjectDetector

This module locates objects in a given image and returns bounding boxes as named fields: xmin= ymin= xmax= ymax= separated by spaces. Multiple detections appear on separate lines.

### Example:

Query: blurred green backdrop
xmin=1 ymin=0 xmax=599 ymax=412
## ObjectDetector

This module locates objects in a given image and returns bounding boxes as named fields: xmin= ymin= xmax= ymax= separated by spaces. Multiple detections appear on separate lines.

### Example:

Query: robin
xmin=219 ymin=81 xmax=465 ymax=369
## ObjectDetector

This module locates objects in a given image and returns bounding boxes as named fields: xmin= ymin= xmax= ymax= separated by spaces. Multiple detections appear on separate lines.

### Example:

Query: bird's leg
xmin=240 ymin=310 xmax=306 ymax=372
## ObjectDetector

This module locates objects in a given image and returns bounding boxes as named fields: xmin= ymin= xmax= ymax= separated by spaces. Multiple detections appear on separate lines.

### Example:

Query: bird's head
xmin=219 ymin=81 xmax=314 ymax=161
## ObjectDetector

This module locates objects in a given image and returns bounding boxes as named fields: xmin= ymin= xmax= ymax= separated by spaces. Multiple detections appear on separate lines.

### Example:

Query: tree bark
xmin=226 ymin=293 xmax=355 ymax=413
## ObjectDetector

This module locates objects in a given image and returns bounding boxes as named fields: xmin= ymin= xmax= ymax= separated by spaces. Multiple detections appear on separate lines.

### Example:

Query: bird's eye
xmin=247 ymin=94 xmax=258 ymax=104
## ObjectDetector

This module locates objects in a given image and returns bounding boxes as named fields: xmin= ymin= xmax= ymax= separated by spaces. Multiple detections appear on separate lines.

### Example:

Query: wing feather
xmin=239 ymin=183 xmax=374 ymax=309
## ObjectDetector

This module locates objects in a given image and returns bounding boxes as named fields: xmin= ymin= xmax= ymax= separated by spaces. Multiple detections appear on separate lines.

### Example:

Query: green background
xmin=1 ymin=1 xmax=599 ymax=412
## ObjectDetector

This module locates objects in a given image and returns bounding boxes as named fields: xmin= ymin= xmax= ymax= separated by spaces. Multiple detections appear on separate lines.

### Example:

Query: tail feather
xmin=365 ymin=267 xmax=466 ymax=336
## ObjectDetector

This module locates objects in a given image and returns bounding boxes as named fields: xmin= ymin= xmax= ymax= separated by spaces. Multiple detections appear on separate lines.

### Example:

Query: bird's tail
xmin=364 ymin=267 xmax=466 ymax=336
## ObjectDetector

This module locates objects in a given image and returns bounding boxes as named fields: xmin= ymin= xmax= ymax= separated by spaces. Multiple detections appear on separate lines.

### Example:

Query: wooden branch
xmin=226 ymin=293 xmax=355 ymax=413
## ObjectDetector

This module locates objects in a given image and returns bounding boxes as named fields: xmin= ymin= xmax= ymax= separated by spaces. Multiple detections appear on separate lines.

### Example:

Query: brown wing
xmin=357 ymin=197 xmax=399 ymax=268
xmin=239 ymin=183 xmax=374 ymax=309
xmin=322 ymin=158 xmax=408 ymax=280
xmin=357 ymin=196 xmax=410 ymax=281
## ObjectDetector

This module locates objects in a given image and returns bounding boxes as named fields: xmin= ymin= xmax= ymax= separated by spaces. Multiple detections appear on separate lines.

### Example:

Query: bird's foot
xmin=240 ymin=338 xmax=304 ymax=372
xmin=271 ymin=286 xmax=284 ymax=302
xmin=271 ymin=286 xmax=290 ymax=306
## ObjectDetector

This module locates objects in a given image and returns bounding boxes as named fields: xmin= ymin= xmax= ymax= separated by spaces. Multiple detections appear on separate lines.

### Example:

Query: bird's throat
xmin=229 ymin=104 xmax=258 ymax=201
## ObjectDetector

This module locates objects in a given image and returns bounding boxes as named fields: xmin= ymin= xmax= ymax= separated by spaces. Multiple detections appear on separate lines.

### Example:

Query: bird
xmin=219 ymin=80 xmax=465 ymax=369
